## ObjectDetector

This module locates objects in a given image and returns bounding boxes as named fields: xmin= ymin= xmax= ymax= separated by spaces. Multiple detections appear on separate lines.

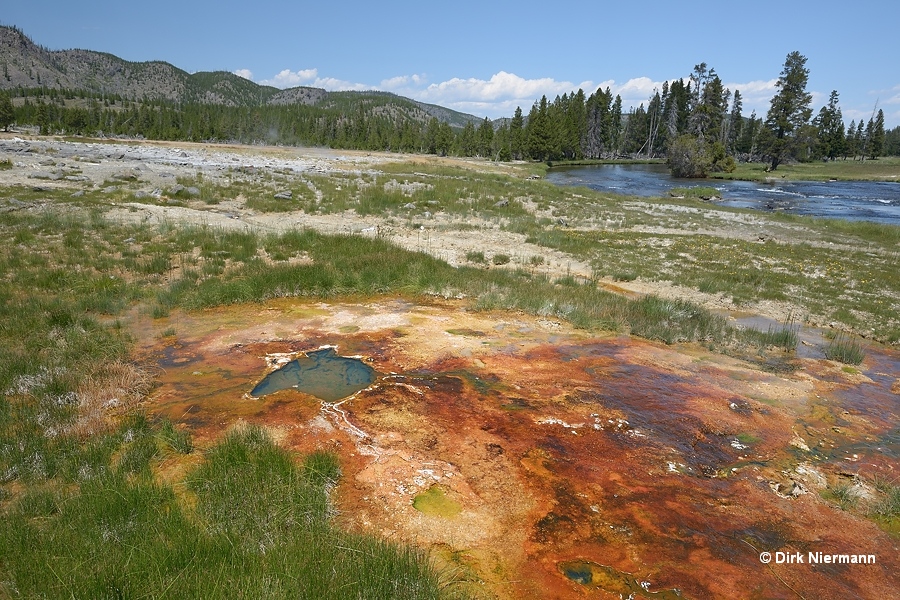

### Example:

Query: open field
xmin=1 ymin=134 xmax=898 ymax=598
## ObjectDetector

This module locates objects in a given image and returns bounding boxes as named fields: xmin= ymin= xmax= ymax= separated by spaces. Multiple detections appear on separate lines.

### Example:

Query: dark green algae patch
xmin=250 ymin=347 xmax=376 ymax=401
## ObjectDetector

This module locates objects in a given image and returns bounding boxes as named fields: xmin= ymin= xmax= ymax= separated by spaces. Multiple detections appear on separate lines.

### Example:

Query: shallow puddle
xmin=559 ymin=560 xmax=683 ymax=598
xmin=250 ymin=347 xmax=376 ymax=401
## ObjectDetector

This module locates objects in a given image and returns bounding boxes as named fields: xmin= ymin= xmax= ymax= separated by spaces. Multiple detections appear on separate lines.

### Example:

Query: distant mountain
xmin=0 ymin=25 xmax=482 ymax=127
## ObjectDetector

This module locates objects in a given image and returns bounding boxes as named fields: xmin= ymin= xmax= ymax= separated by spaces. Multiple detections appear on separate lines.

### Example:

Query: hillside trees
xmin=10 ymin=49 xmax=897 ymax=161
xmin=761 ymin=51 xmax=813 ymax=170
xmin=0 ymin=91 xmax=13 ymax=131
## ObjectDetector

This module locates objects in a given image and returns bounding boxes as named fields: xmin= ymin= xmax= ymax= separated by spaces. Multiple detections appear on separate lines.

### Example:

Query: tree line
xmin=1 ymin=55 xmax=898 ymax=168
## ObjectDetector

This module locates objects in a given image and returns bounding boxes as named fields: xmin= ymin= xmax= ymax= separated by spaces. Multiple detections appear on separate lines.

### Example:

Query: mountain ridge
xmin=0 ymin=25 xmax=482 ymax=127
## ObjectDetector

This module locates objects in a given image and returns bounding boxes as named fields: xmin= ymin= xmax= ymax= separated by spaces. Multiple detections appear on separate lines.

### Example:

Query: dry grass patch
xmin=69 ymin=361 xmax=153 ymax=437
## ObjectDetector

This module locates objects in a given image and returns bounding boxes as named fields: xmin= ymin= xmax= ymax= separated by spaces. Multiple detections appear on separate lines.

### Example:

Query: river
xmin=544 ymin=163 xmax=900 ymax=224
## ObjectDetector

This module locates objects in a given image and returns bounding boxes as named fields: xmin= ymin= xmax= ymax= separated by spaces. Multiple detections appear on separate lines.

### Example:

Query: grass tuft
xmin=824 ymin=332 xmax=865 ymax=365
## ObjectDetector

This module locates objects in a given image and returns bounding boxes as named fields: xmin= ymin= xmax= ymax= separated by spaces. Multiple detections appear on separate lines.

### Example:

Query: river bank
xmin=548 ymin=156 xmax=900 ymax=183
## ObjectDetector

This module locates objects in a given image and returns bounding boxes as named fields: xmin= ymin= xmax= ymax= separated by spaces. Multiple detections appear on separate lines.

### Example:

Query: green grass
xmin=2 ymin=160 xmax=899 ymax=592
xmin=1 ymin=426 xmax=462 ymax=599
xmin=465 ymin=250 xmax=487 ymax=264
xmin=824 ymin=482 xmax=859 ymax=511
xmin=742 ymin=315 xmax=800 ymax=352
xmin=0 ymin=202 xmax=473 ymax=599
xmin=869 ymin=479 xmax=900 ymax=533
xmin=710 ymin=156 xmax=900 ymax=182
xmin=669 ymin=186 xmax=721 ymax=199
xmin=824 ymin=332 xmax=866 ymax=365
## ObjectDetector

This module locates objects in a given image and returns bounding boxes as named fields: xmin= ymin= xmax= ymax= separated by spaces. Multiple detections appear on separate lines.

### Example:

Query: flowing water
xmin=545 ymin=163 xmax=900 ymax=224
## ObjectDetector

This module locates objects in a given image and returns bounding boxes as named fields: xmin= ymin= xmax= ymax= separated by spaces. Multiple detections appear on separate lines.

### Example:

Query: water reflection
xmin=545 ymin=163 xmax=900 ymax=224
xmin=250 ymin=347 xmax=376 ymax=401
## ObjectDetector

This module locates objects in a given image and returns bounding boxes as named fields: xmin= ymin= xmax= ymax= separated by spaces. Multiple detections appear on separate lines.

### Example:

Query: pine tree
xmin=477 ymin=117 xmax=494 ymax=158
xmin=870 ymin=109 xmax=885 ymax=158
xmin=509 ymin=106 xmax=524 ymax=160
xmin=424 ymin=117 xmax=440 ymax=154
xmin=0 ymin=92 xmax=14 ymax=132
xmin=458 ymin=121 xmax=477 ymax=156
xmin=526 ymin=96 xmax=551 ymax=161
xmin=844 ymin=119 xmax=857 ymax=159
xmin=864 ymin=117 xmax=874 ymax=160
xmin=736 ymin=111 xmax=759 ymax=156
xmin=814 ymin=90 xmax=844 ymax=160
xmin=609 ymin=95 xmax=623 ymax=155
xmin=726 ymin=90 xmax=743 ymax=154
xmin=762 ymin=51 xmax=813 ymax=170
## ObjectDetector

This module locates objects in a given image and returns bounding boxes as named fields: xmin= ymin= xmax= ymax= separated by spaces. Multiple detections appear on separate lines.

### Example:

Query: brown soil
xmin=135 ymin=298 xmax=899 ymax=600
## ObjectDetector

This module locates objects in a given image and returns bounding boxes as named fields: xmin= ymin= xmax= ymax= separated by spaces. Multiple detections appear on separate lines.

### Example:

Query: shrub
xmin=465 ymin=250 xmax=486 ymax=264
xmin=667 ymin=134 xmax=710 ymax=178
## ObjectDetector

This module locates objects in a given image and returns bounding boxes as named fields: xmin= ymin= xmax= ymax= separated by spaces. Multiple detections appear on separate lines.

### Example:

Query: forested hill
xmin=2 ymin=25 xmax=898 ymax=162
xmin=0 ymin=25 xmax=480 ymax=126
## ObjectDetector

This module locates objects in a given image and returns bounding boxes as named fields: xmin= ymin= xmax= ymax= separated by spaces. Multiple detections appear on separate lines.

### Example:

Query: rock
xmin=29 ymin=171 xmax=60 ymax=180
xmin=185 ymin=186 xmax=201 ymax=197
xmin=0 ymin=198 xmax=29 ymax=212
xmin=102 ymin=186 xmax=119 ymax=193
xmin=273 ymin=190 xmax=293 ymax=199
xmin=64 ymin=175 xmax=89 ymax=182
xmin=494 ymin=199 xmax=509 ymax=208
xmin=167 ymin=184 xmax=184 ymax=195
xmin=70 ymin=191 xmax=84 ymax=198
xmin=133 ymin=191 xmax=151 ymax=199
xmin=402 ymin=202 xmax=416 ymax=209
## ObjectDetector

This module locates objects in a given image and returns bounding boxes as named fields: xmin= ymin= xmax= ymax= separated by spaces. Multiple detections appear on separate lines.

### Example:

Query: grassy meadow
xmin=1 ymin=152 xmax=899 ymax=595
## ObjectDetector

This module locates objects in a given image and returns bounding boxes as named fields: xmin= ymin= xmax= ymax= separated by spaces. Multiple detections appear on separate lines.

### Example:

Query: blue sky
xmin=6 ymin=1 xmax=899 ymax=127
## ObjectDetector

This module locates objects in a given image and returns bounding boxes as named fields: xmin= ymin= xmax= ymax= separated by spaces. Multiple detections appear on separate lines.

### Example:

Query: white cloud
xmin=883 ymin=84 xmax=900 ymax=105
xmin=233 ymin=69 xmax=254 ymax=81
xmin=842 ymin=108 xmax=872 ymax=125
xmin=407 ymin=71 xmax=603 ymax=112
xmin=380 ymin=74 xmax=426 ymax=89
xmin=259 ymin=68 xmax=320 ymax=88
xmin=247 ymin=68 xmax=370 ymax=92
xmin=312 ymin=77 xmax=370 ymax=91
xmin=724 ymin=79 xmax=777 ymax=113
